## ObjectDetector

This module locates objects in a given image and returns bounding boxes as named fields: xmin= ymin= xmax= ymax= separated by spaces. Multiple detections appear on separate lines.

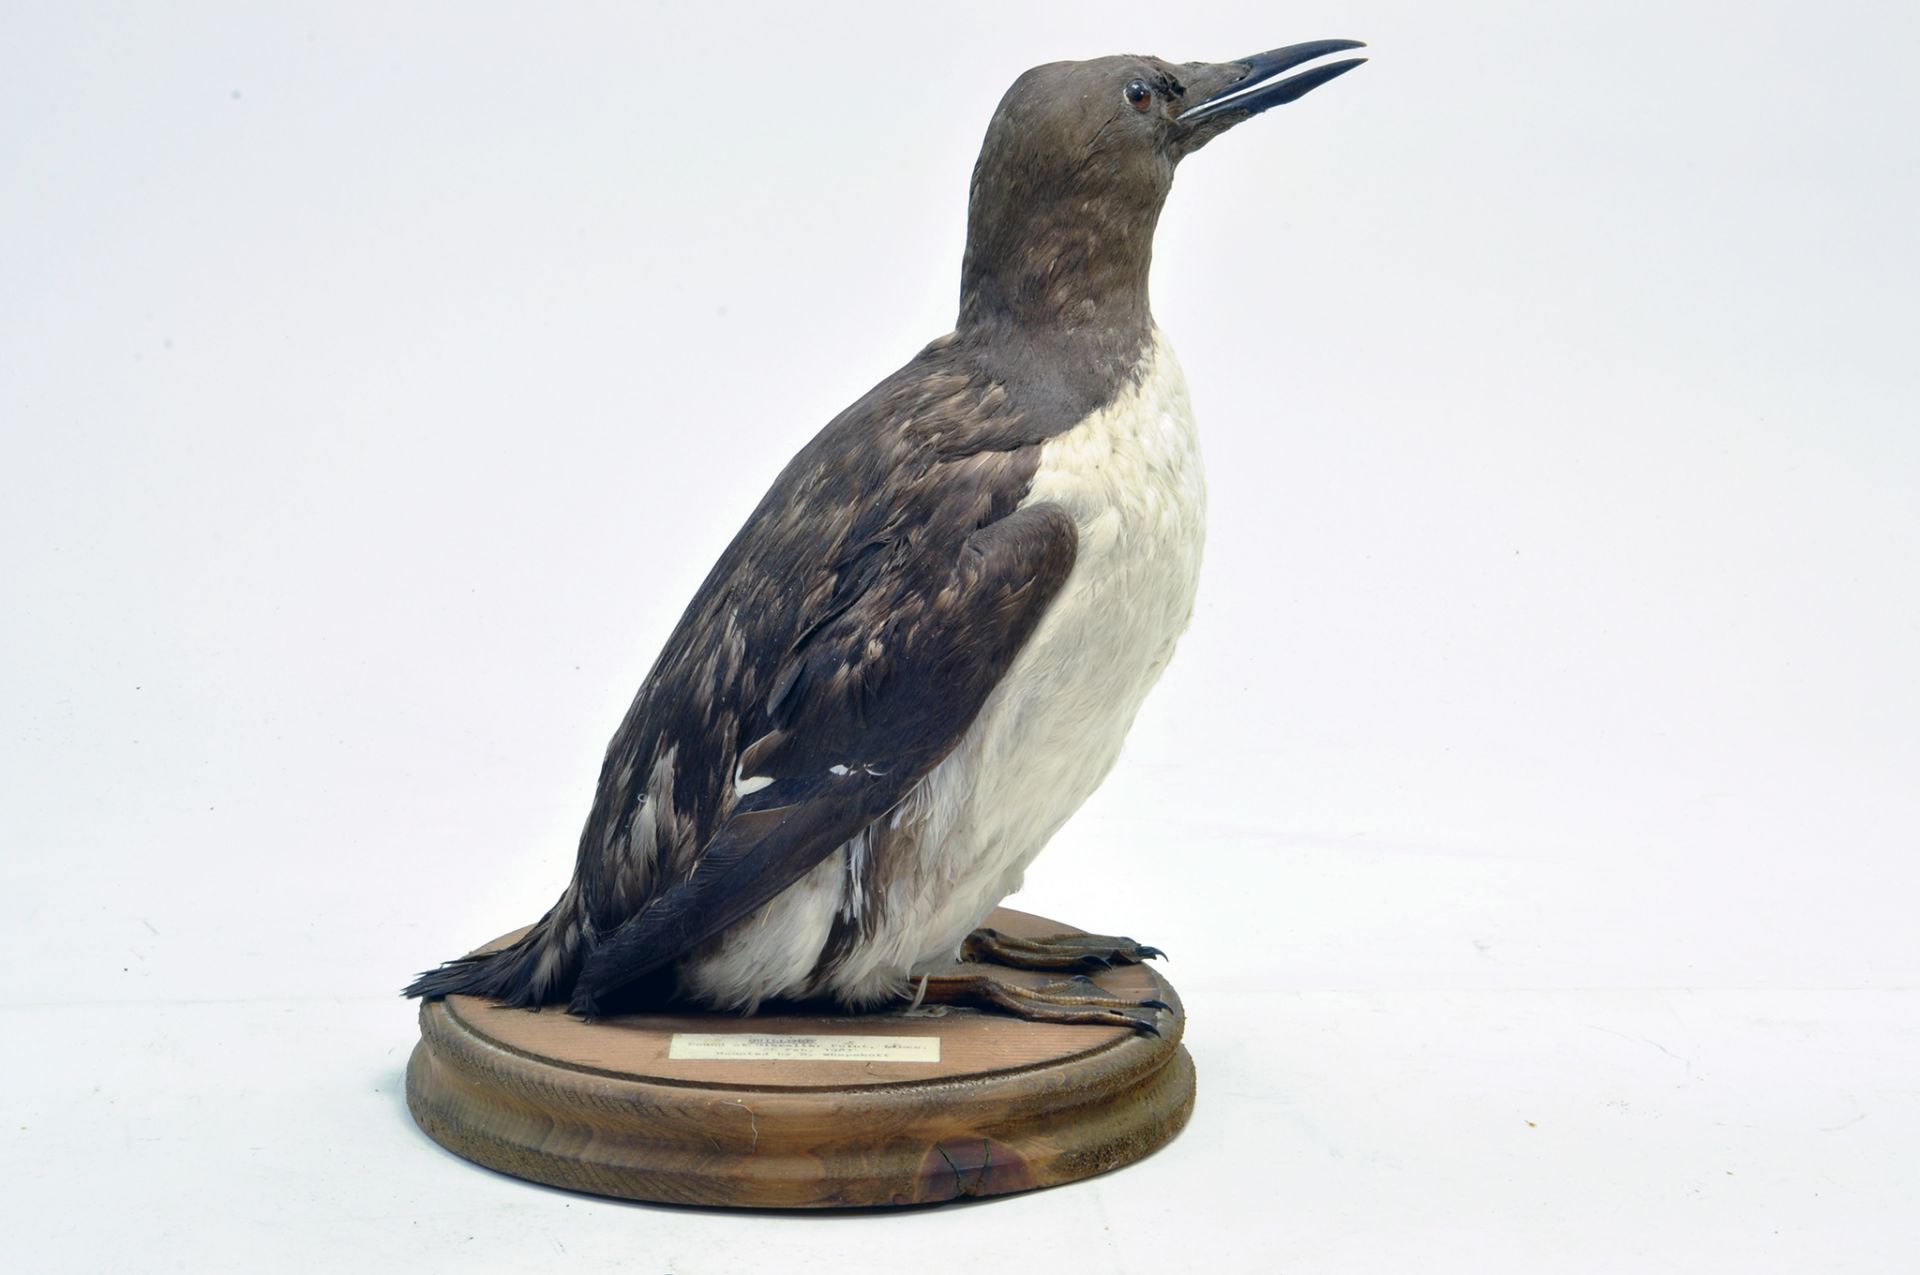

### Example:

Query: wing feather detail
xmin=569 ymin=501 xmax=1077 ymax=1013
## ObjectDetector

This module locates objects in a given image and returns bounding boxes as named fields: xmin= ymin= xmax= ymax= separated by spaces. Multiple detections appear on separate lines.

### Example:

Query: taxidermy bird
xmin=407 ymin=41 xmax=1366 ymax=1030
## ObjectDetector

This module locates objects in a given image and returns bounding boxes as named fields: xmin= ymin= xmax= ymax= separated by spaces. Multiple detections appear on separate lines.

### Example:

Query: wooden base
xmin=406 ymin=907 xmax=1195 ymax=1207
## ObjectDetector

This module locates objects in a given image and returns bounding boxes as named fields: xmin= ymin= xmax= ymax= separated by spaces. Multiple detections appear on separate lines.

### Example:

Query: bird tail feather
xmin=402 ymin=889 xmax=587 ymax=1008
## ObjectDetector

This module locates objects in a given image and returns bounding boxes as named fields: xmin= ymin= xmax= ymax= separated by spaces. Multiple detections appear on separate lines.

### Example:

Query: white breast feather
xmin=681 ymin=330 xmax=1205 ymax=1011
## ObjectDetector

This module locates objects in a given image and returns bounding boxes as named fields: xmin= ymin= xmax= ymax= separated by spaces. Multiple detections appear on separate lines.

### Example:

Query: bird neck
xmin=956 ymin=192 xmax=1161 ymax=340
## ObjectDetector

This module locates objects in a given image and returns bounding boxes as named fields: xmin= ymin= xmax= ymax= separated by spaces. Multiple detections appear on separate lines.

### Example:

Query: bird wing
xmin=567 ymin=496 xmax=1077 ymax=1014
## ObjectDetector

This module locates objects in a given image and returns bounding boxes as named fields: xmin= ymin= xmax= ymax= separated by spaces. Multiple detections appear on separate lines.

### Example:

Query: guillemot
xmin=406 ymin=40 xmax=1365 ymax=1030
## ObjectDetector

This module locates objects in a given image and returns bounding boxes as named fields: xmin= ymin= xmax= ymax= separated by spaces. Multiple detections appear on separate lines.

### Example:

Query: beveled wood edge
xmin=406 ymin=988 xmax=1196 ymax=1207
xmin=406 ymin=1028 xmax=1195 ymax=1207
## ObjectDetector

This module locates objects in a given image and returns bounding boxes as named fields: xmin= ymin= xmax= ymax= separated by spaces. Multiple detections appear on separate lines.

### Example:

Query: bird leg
xmin=909 ymin=971 xmax=1169 ymax=1034
xmin=961 ymin=926 xmax=1165 ymax=972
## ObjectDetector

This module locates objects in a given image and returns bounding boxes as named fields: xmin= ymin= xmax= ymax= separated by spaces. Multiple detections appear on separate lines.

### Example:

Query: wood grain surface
xmin=405 ymin=907 xmax=1195 ymax=1207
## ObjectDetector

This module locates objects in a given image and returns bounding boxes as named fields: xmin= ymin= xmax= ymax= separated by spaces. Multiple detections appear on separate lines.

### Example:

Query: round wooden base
xmin=406 ymin=908 xmax=1195 ymax=1207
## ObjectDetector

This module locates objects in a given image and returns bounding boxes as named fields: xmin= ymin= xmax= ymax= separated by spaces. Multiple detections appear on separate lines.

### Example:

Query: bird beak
xmin=1175 ymin=39 xmax=1367 ymax=153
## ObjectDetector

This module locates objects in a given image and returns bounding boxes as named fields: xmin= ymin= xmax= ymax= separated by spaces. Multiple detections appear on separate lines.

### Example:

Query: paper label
xmin=668 ymin=1032 xmax=941 ymax=1063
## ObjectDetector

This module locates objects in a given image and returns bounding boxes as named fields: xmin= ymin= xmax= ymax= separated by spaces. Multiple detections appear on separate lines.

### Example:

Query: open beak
xmin=1175 ymin=39 xmax=1367 ymax=147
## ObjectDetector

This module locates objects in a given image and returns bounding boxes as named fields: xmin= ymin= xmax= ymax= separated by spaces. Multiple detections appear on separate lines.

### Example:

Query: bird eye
xmin=1124 ymin=79 xmax=1153 ymax=111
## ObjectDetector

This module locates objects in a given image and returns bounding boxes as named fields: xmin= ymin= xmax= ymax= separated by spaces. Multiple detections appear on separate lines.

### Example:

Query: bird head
xmin=960 ymin=40 xmax=1366 ymax=330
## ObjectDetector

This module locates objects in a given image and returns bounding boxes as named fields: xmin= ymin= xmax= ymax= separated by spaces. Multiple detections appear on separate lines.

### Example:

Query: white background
xmin=4 ymin=2 xmax=1916 ymax=1271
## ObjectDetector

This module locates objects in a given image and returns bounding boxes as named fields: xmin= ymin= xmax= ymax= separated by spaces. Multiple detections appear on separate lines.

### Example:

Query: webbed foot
xmin=961 ymin=926 xmax=1165 ymax=972
xmin=908 ymin=970 xmax=1167 ymax=1034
